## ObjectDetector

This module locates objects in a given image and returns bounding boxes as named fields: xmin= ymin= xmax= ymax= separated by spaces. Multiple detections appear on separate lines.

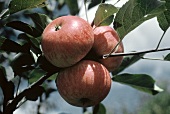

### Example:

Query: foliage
xmin=0 ymin=0 xmax=170 ymax=114
xmin=133 ymin=82 xmax=170 ymax=114
xmin=137 ymin=91 xmax=170 ymax=114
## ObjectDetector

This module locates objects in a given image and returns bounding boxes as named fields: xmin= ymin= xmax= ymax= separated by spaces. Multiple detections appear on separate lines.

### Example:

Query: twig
xmin=155 ymin=31 xmax=166 ymax=50
xmin=114 ymin=0 xmax=121 ymax=5
xmin=15 ymin=77 xmax=21 ymax=97
xmin=103 ymin=47 xmax=170 ymax=58
xmin=103 ymin=39 xmax=123 ymax=59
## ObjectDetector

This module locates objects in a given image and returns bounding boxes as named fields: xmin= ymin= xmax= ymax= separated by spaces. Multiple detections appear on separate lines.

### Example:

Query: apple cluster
xmin=41 ymin=16 xmax=124 ymax=107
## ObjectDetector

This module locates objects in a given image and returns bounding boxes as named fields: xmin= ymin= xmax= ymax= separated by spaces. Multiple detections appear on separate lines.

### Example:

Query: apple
xmin=56 ymin=60 xmax=111 ymax=107
xmin=91 ymin=26 xmax=124 ymax=72
xmin=41 ymin=16 xmax=94 ymax=68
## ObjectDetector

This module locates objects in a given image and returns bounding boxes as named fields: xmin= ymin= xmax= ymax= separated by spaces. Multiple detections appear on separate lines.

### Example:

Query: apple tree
xmin=0 ymin=0 xmax=170 ymax=114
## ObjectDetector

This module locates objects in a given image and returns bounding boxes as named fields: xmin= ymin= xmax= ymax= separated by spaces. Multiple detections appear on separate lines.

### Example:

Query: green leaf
xmin=37 ymin=55 xmax=60 ymax=73
xmin=65 ymin=0 xmax=79 ymax=15
xmin=9 ymin=0 xmax=46 ymax=14
xmin=26 ymin=13 xmax=52 ymax=34
xmin=93 ymin=103 xmax=106 ymax=114
xmin=112 ymin=54 xmax=144 ymax=75
xmin=6 ymin=21 xmax=41 ymax=37
xmin=18 ymin=33 xmax=42 ymax=55
xmin=88 ymin=0 xmax=109 ymax=9
xmin=164 ymin=53 xmax=170 ymax=61
xmin=157 ymin=10 xmax=170 ymax=31
xmin=157 ymin=0 xmax=170 ymax=31
xmin=88 ymin=0 xmax=101 ymax=9
xmin=11 ymin=53 xmax=35 ymax=76
xmin=28 ymin=68 xmax=46 ymax=84
xmin=0 ymin=36 xmax=28 ymax=53
xmin=114 ymin=0 xmax=166 ymax=39
xmin=112 ymin=73 xmax=163 ymax=95
xmin=94 ymin=3 xmax=118 ymax=27
xmin=47 ymin=73 xmax=58 ymax=80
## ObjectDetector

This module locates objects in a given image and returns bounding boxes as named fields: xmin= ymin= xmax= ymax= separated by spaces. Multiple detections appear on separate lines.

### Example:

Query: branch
xmin=103 ymin=47 xmax=170 ymax=58
xmin=3 ymin=72 xmax=54 ymax=114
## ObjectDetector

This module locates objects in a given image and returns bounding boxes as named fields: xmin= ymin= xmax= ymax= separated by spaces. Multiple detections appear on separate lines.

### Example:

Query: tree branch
xmin=3 ymin=72 xmax=54 ymax=114
xmin=103 ymin=47 xmax=170 ymax=58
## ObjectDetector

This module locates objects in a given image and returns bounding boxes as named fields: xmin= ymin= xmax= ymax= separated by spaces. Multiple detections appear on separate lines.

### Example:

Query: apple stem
xmin=103 ymin=39 xmax=122 ymax=59
xmin=114 ymin=0 xmax=121 ymax=5
xmin=55 ymin=25 xmax=61 ymax=31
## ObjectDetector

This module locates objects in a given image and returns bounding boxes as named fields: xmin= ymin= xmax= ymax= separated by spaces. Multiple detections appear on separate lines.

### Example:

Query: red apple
xmin=56 ymin=60 xmax=111 ymax=107
xmin=41 ymin=16 xmax=94 ymax=68
xmin=91 ymin=26 xmax=124 ymax=72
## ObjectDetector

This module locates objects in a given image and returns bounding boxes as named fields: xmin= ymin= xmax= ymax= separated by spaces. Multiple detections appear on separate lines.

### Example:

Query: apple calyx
xmin=80 ymin=98 xmax=91 ymax=106
xmin=55 ymin=25 xmax=62 ymax=31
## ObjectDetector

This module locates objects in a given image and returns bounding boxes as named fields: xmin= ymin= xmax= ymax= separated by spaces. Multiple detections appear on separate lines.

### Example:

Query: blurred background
xmin=0 ymin=0 xmax=170 ymax=114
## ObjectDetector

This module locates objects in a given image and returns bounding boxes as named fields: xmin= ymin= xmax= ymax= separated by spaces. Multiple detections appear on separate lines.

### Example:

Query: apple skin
xmin=56 ymin=60 xmax=111 ymax=107
xmin=41 ymin=16 xmax=94 ymax=68
xmin=91 ymin=26 xmax=124 ymax=72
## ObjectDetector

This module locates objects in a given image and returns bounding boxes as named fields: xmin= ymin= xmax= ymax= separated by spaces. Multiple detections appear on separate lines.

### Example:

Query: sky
xmin=12 ymin=0 xmax=170 ymax=114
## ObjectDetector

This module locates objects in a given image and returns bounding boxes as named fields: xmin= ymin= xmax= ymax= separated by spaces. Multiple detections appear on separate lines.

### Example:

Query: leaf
xmin=157 ymin=0 xmax=170 ymax=31
xmin=157 ymin=10 xmax=170 ymax=31
xmin=47 ymin=73 xmax=58 ymax=80
xmin=114 ymin=0 xmax=166 ymax=39
xmin=112 ymin=73 xmax=163 ymax=95
xmin=9 ymin=0 xmax=46 ymax=14
xmin=65 ymin=0 xmax=79 ymax=15
xmin=88 ymin=0 xmax=109 ymax=9
xmin=88 ymin=0 xmax=101 ymax=9
xmin=26 ymin=13 xmax=52 ymax=34
xmin=25 ymin=86 xmax=44 ymax=101
xmin=6 ymin=21 xmax=41 ymax=37
xmin=11 ymin=53 xmax=35 ymax=76
xmin=93 ymin=103 xmax=106 ymax=114
xmin=37 ymin=55 xmax=60 ymax=73
xmin=0 ymin=66 xmax=15 ymax=101
xmin=18 ymin=33 xmax=42 ymax=55
xmin=94 ymin=3 xmax=118 ymax=27
xmin=112 ymin=54 xmax=144 ymax=75
xmin=0 ymin=36 xmax=28 ymax=53
xmin=164 ymin=53 xmax=170 ymax=61
xmin=28 ymin=68 xmax=46 ymax=84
